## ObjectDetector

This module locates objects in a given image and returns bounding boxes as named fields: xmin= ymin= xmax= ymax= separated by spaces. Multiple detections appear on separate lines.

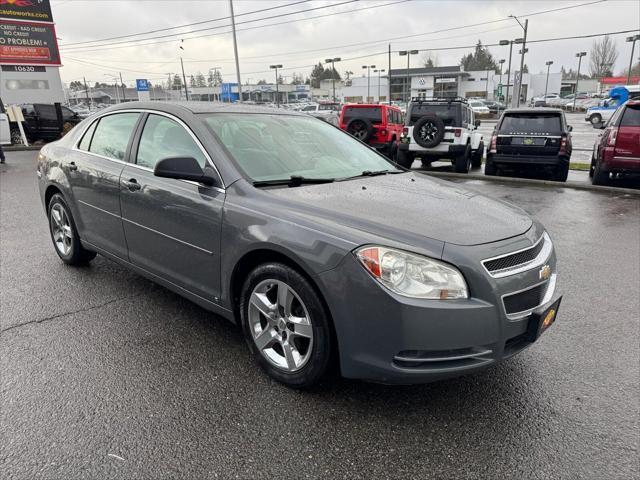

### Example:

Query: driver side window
xmin=136 ymin=114 xmax=207 ymax=170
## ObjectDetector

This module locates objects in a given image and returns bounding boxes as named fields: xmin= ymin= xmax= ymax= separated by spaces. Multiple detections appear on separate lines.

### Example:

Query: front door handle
xmin=123 ymin=178 xmax=141 ymax=191
xmin=69 ymin=161 xmax=78 ymax=171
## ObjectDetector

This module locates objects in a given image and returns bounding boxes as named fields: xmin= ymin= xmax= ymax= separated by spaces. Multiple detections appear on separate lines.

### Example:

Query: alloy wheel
xmin=419 ymin=122 xmax=438 ymax=142
xmin=248 ymin=279 xmax=313 ymax=372
xmin=50 ymin=203 xmax=72 ymax=256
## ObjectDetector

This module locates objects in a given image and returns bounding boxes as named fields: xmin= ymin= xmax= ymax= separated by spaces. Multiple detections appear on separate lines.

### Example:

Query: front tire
xmin=48 ymin=193 xmax=96 ymax=265
xmin=471 ymin=141 xmax=484 ymax=169
xmin=454 ymin=144 xmax=471 ymax=173
xmin=239 ymin=263 xmax=333 ymax=388
xmin=395 ymin=148 xmax=414 ymax=169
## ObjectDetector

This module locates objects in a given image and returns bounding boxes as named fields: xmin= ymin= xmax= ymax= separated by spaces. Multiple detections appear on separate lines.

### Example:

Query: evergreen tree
xmin=460 ymin=41 xmax=499 ymax=72
xmin=310 ymin=62 xmax=325 ymax=88
xmin=195 ymin=72 xmax=206 ymax=87
xmin=172 ymin=74 xmax=183 ymax=90
xmin=189 ymin=75 xmax=196 ymax=88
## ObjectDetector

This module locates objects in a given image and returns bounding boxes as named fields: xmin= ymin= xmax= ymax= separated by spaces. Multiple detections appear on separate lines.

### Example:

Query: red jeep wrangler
xmin=339 ymin=104 xmax=404 ymax=158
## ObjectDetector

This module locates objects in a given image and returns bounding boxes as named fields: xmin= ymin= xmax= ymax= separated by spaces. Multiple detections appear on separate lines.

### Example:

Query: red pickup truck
xmin=591 ymin=100 xmax=640 ymax=185
xmin=338 ymin=104 xmax=404 ymax=159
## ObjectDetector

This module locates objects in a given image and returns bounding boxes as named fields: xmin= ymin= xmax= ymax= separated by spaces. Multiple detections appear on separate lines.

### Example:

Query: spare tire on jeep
xmin=346 ymin=118 xmax=374 ymax=142
xmin=412 ymin=114 xmax=446 ymax=148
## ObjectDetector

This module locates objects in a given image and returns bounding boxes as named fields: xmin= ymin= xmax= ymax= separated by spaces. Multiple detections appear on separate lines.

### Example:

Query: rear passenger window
xmin=136 ymin=114 xmax=207 ymax=170
xmin=78 ymin=120 xmax=97 ymax=151
xmin=89 ymin=113 xmax=140 ymax=161
xmin=620 ymin=106 xmax=640 ymax=126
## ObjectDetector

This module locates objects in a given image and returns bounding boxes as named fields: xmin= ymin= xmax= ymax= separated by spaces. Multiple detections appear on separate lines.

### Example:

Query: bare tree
xmin=589 ymin=35 xmax=619 ymax=77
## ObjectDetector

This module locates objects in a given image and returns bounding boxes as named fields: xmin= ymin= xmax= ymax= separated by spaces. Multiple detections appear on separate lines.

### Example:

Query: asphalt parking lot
xmin=1 ymin=151 xmax=639 ymax=479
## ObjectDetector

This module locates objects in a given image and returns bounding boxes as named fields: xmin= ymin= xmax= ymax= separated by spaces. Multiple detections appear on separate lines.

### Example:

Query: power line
xmin=60 ymin=0 xmax=310 ymax=47
xmin=60 ymin=0 xmax=360 ymax=51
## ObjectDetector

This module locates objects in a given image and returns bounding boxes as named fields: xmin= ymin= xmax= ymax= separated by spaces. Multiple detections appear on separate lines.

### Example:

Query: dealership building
xmin=0 ymin=1 xmax=65 ymax=105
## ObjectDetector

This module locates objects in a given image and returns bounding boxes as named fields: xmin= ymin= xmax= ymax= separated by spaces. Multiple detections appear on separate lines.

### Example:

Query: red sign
xmin=601 ymin=76 xmax=640 ymax=85
xmin=0 ymin=19 xmax=60 ymax=65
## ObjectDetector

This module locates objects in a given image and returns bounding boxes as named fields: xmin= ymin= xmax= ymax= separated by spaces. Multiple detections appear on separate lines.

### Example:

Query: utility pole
xmin=325 ymin=57 xmax=341 ymax=103
xmin=498 ymin=59 xmax=505 ymax=101
xmin=270 ymin=64 xmax=282 ymax=107
xmin=180 ymin=57 xmax=189 ymax=101
xmin=388 ymin=44 xmax=391 ymax=103
xmin=229 ymin=0 xmax=242 ymax=102
xmin=509 ymin=16 xmax=528 ymax=107
xmin=544 ymin=60 xmax=553 ymax=98
xmin=119 ymin=72 xmax=126 ymax=102
xmin=573 ymin=52 xmax=587 ymax=111
xmin=485 ymin=70 xmax=490 ymax=99
xmin=83 ymin=76 xmax=90 ymax=110
xmin=500 ymin=38 xmax=522 ymax=107
xmin=626 ymin=34 xmax=640 ymax=85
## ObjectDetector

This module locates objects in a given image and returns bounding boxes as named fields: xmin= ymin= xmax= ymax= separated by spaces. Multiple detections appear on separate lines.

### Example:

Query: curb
xmin=4 ymin=145 xmax=41 ymax=152
xmin=418 ymin=170 xmax=640 ymax=196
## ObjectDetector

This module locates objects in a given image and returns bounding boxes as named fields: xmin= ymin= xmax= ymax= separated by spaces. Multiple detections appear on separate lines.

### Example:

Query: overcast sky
xmin=51 ymin=0 xmax=639 ymax=86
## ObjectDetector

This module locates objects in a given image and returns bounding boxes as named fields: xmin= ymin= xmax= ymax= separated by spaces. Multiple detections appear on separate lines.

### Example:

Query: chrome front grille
xmin=482 ymin=232 xmax=552 ymax=278
xmin=501 ymin=274 xmax=557 ymax=319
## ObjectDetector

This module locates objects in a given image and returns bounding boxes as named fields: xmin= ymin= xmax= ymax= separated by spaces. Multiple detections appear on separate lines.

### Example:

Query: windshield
xmin=201 ymin=113 xmax=401 ymax=182
xmin=499 ymin=113 xmax=562 ymax=134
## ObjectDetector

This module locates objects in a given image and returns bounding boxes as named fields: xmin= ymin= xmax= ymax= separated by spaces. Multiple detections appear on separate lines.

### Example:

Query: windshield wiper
xmin=253 ymin=175 xmax=335 ymax=188
xmin=340 ymin=169 xmax=405 ymax=180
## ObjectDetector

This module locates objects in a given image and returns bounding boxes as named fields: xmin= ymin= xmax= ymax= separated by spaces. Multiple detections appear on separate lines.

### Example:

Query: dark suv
xmin=10 ymin=103 xmax=81 ymax=144
xmin=486 ymin=108 xmax=573 ymax=182
xmin=339 ymin=104 xmax=404 ymax=158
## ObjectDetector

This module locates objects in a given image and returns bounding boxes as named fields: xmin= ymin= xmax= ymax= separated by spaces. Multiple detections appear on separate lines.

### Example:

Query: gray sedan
xmin=36 ymin=102 xmax=560 ymax=387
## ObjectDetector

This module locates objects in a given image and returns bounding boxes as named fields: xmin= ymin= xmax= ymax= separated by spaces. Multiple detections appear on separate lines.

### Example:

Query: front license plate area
xmin=525 ymin=296 xmax=562 ymax=342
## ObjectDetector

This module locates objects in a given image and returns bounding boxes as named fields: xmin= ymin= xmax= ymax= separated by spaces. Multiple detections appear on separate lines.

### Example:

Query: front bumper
xmin=317 ymin=227 xmax=559 ymax=384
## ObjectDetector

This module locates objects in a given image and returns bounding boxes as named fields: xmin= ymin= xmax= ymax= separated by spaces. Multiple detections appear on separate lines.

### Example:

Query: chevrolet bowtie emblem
xmin=539 ymin=264 xmax=552 ymax=281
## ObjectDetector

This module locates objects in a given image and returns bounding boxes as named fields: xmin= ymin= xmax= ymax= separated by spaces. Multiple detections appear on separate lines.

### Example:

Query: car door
xmin=69 ymin=111 xmax=141 ymax=259
xmin=615 ymin=104 xmax=640 ymax=159
xmin=33 ymin=104 xmax=60 ymax=140
xmin=119 ymin=112 xmax=225 ymax=301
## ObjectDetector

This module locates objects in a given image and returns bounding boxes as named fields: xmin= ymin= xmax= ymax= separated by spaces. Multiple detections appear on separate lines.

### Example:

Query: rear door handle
xmin=69 ymin=161 xmax=78 ymax=171
xmin=123 ymin=178 xmax=141 ymax=191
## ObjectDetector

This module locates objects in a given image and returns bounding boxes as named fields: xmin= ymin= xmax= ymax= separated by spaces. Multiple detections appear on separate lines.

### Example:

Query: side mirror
xmin=568 ymin=125 xmax=573 ymax=132
xmin=474 ymin=119 xmax=481 ymax=128
xmin=154 ymin=156 xmax=216 ymax=186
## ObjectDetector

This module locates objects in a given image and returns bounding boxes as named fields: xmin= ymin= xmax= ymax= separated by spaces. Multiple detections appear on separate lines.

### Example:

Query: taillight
xmin=607 ymin=127 xmax=618 ymax=147
xmin=559 ymin=135 xmax=568 ymax=155
xmin=490 ymin=135 xmax=497 ymax=153
xmin=402 ymin=127 xmax=408 ymax=135
xmin=454 ymin=128 xmax=462 ymax=137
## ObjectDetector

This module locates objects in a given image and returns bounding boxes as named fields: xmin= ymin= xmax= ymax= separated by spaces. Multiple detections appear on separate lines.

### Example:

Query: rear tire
xmin=454 ymin=144 xmax=471 ymax=173
xmin=48 ymin=193 xmax=97 ymax=265
xmin=484 ymin=159 xmax=497 ymax=176
xmin=395 ymin=149 xmax=414 ymax=169
xmin=471 ymin=141 xmax=484 ymax=169
xmin=386 ymin=140 xmax=398 ymax=160
xmin=592 ymin=160 xmax=609 ymax=185
xmin=554 ymin=162 xmax=569 ymax=182
xmin=239 ymin=263 xmax=333 ymax=388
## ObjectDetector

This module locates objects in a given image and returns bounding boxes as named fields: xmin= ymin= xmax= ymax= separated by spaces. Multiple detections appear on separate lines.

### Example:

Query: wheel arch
xmin=229 ymin=247 xmax=341 ymax=370
xmin=44 ymin=184 xmax=63 ymax=209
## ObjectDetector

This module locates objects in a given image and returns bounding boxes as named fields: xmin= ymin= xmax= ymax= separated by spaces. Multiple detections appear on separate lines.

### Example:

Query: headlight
xmin=355 ymin=246 xmax=468 ymax=299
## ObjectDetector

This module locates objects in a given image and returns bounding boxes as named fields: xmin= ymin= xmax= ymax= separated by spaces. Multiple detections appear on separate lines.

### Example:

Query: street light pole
xmin=544 ymin=60 xmax=553 ymax=97
xmin=374 ymin=69 xmax=385 ymax=102
xmin=180 ymin=57 xmax=189 ymax=101
xmin=573 ymin=52 xmax=587 ymax=111
xmin=270 ymin=64 xmax=282 ymax=108
xmin=398 ymin=50 xmax=418 ymax=103
xmin=325 ymin=57 xmax=341 ymax=103
xmin=509 ymin=16 xmax=528 ymax=107
xmin=362 ymin=65 xmax=375 ymax=102
xmin=626 ymin=34 xmax=640 ymax=85
xmin=500 ymin=39 xmax=519 ymax=107
xmin=498 ymin=59 xmax=505 ymax=100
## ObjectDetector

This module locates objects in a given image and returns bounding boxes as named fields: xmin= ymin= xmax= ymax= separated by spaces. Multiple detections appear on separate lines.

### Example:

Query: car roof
xmin=502 ymin=107 xmax=564 ymax=114
xmin=103 ymin=101 xmax=306 ymax=116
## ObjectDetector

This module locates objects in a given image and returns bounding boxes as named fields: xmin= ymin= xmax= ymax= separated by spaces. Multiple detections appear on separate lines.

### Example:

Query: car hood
xmin=263 ymin=173 xmax=532 ymax=246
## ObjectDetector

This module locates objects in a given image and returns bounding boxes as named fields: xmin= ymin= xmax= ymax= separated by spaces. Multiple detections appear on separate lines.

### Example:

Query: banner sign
xmin=0 ymin=0 xmax=54 ymax=23
xmin=0 ymin=19 xmax=60 ymax=65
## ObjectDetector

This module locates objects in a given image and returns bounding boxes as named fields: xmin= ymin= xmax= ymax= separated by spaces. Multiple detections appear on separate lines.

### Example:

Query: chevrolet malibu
xmin=37 ymin=102 xmax=560 ymax=388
